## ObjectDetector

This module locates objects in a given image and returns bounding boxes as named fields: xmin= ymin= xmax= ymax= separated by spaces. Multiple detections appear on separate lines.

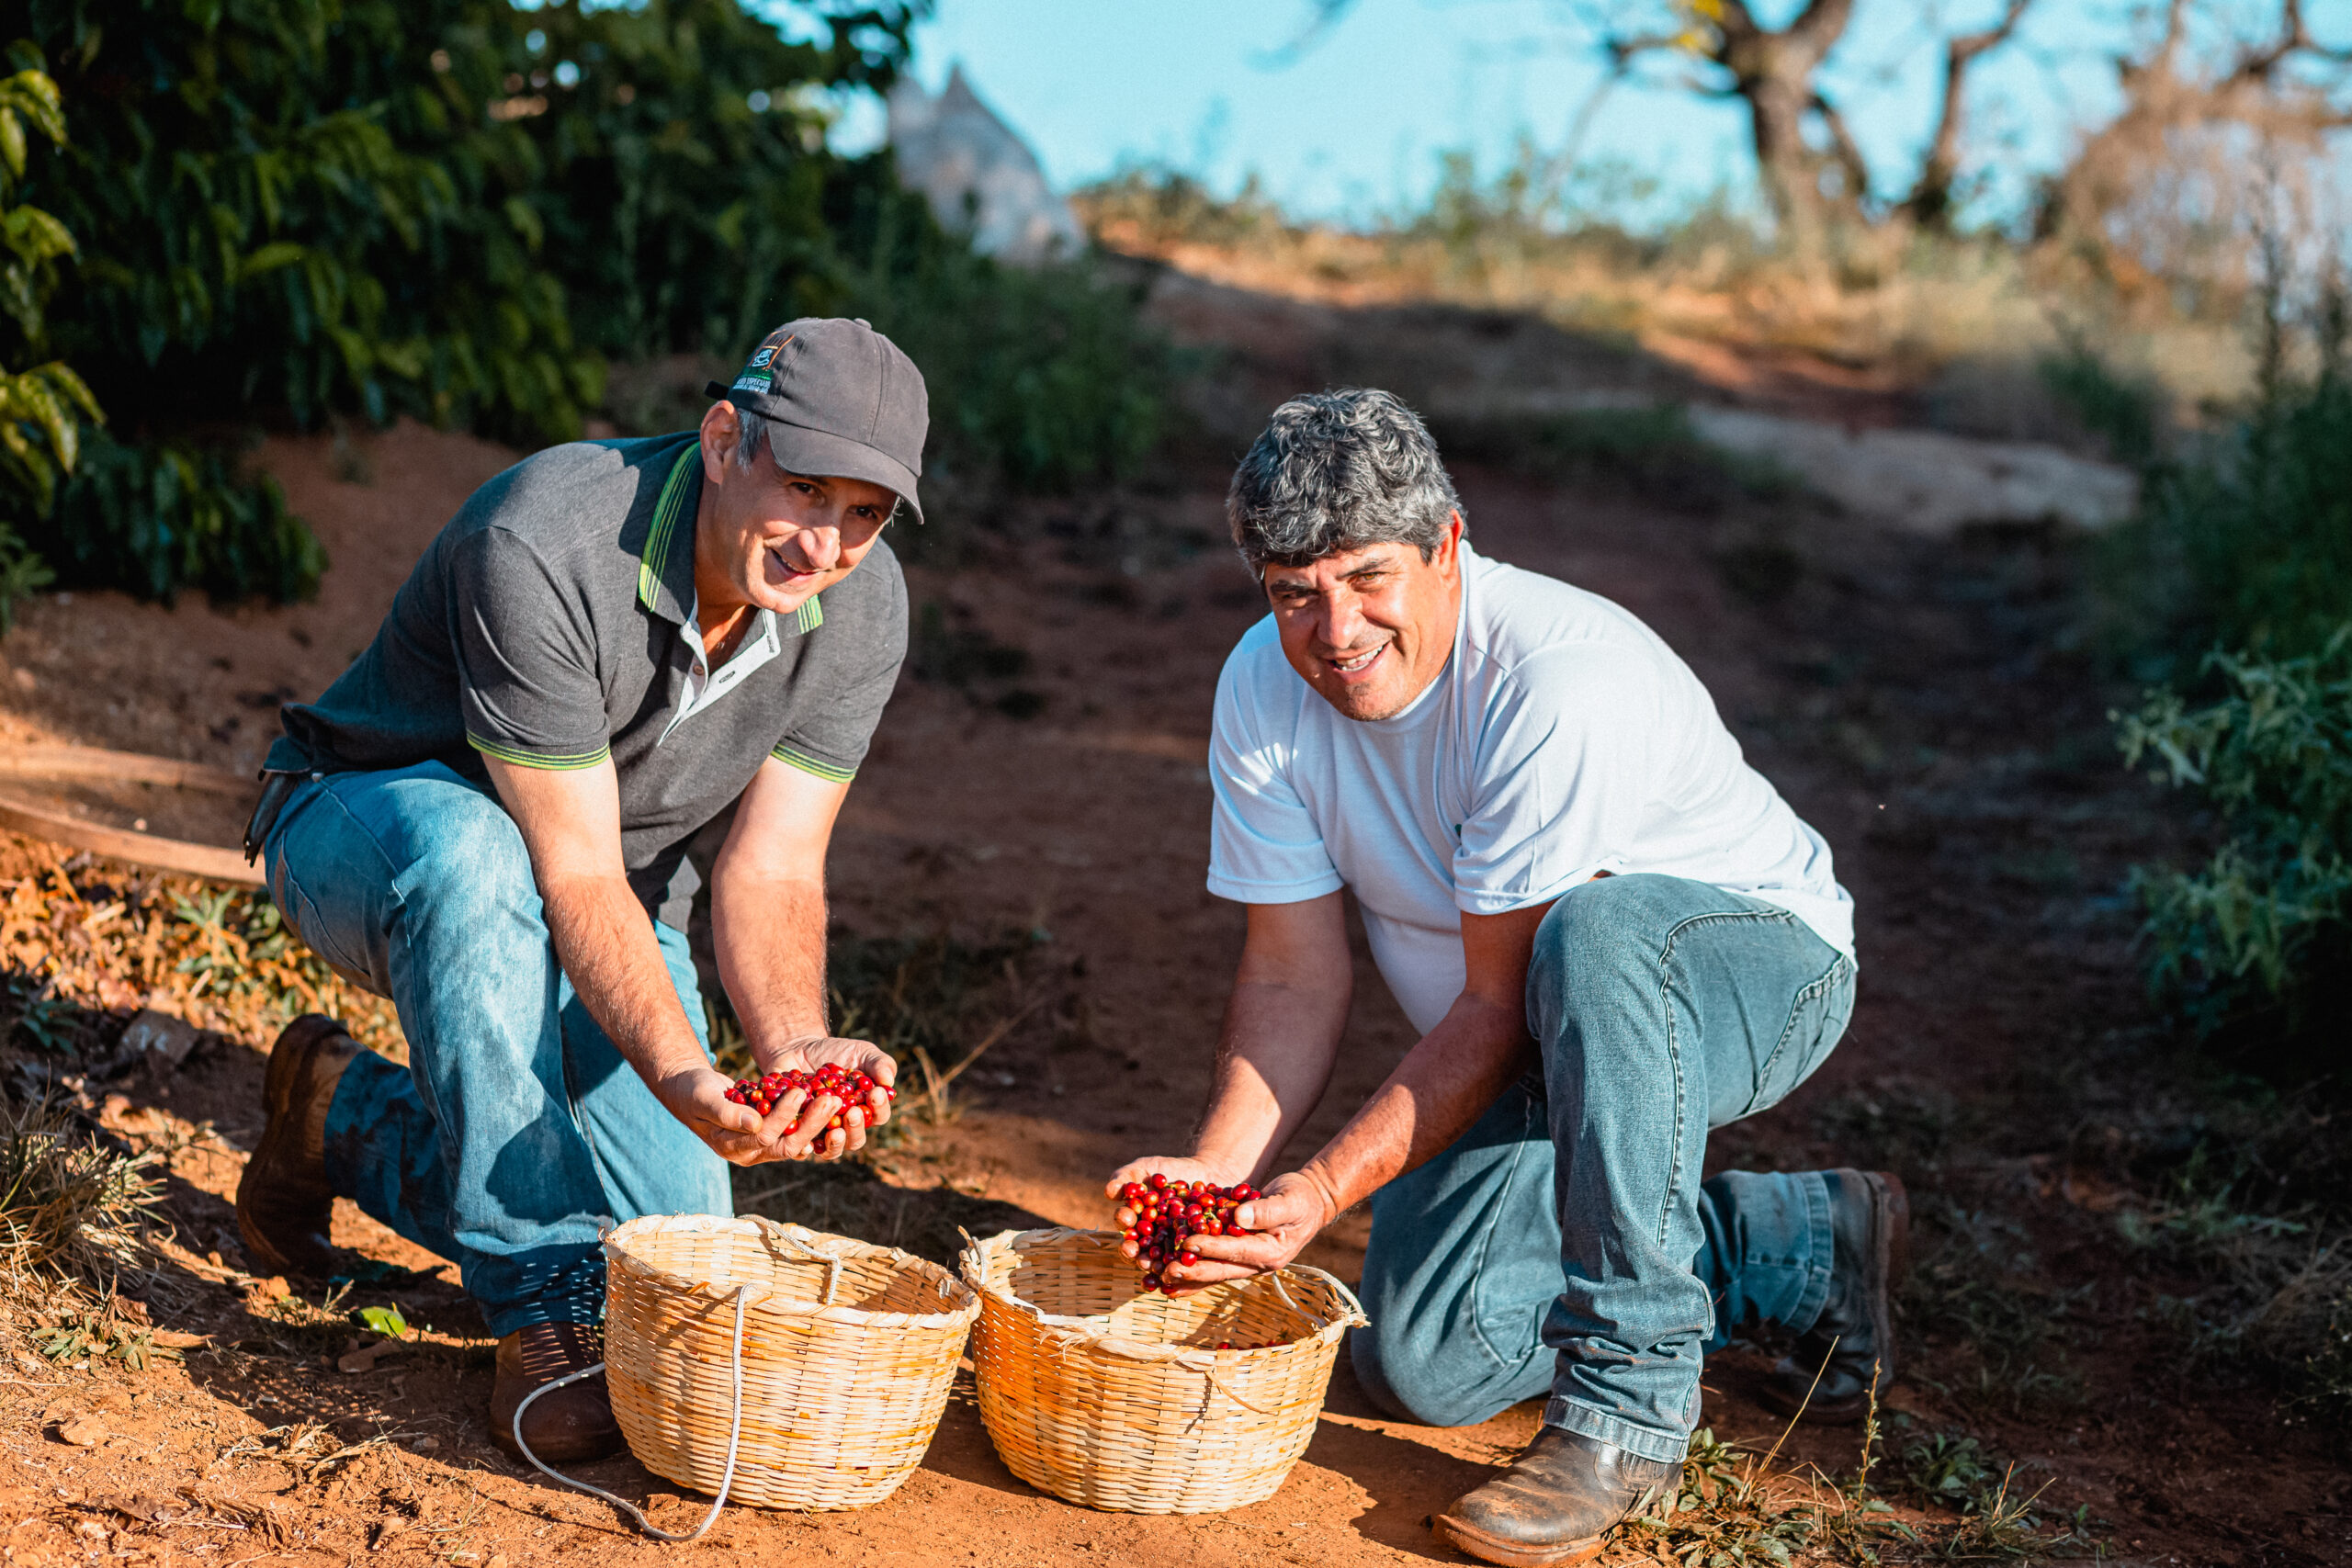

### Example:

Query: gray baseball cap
xmin=707 ymin=317 xmax=928 ymax=524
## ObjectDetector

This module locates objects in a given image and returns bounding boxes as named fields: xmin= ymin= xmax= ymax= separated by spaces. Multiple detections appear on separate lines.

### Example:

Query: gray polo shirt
xmin=267 ymin=433 xmax=907 ymax=929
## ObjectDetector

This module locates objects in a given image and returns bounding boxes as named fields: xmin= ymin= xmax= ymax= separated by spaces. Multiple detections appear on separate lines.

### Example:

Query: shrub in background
xmin=2099 ymin=288 xmax=2351 ymax=676
xmin=3 ymin=0 xmax=1175 ymax=615
xmin=0 ymin=54 xmax=87 ymax=626
xmin=2118 ymin=630 xmax=2352 ymax=1071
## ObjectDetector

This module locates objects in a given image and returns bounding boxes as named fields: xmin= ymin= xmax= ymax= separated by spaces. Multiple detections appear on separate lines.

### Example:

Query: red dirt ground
xmin=0 ymin=283 xmax=2345 ymax=1567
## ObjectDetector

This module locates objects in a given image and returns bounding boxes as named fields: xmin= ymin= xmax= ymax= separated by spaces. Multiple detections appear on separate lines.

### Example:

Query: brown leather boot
xmin=1758 ymin=1168 xmax=1910 ymax=1423
xmin=1436 ymin=1426 xmax=1682 ymax=1567
xmin=235 ymin=1014 xmax=360 ymax=1278
xmin=490 ymin=1323 xmax=623 ymax=1464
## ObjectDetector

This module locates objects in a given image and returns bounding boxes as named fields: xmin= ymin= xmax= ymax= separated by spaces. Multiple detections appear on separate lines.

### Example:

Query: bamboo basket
xmin=603 ymin=1213 xmax=978 ymax=1511
xmin=958 ymin=1226 xmax=1367 ymax=1514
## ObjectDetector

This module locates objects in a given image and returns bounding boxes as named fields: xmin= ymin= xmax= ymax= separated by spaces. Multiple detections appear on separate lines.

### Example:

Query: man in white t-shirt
xmin=1105 ymin=389 xmax=1907 ymax=1567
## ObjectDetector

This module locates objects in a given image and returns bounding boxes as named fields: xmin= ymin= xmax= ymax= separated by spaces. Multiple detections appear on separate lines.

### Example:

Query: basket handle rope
xmin=1189 ymin=1359 xmax=1275 ymax=1423
xmin=755 ymin=1217 xmax=844 ymax=1307
xmin=511 ymin=1285 xmax=748 ymax=1542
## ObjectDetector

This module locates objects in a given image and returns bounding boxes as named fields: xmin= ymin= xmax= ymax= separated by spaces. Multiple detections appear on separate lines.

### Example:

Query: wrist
xmin=1294 ymin=1162 xmax=1345 ymax=1228
xmin=1187 ymin=1143 xmax=1261 ymax=1187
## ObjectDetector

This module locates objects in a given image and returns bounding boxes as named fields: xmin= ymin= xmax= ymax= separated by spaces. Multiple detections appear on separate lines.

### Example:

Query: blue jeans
xmin=260 ymin=761 xmax=730 ymax=1337
xmin=1350 ymin=874 xmax=1857 ymax=1464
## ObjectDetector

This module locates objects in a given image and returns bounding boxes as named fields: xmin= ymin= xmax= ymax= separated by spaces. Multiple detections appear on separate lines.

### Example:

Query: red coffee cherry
xmin=1115 ymin=1179 xmax=1260 ymax=1292
xmin=726 ymin=1066 xmax=890 ymax=1127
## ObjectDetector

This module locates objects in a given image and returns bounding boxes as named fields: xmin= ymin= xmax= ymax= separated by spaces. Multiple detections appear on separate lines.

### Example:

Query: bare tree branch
xmin=1901 ymin=0 xmax=2036 ymax=230
xmin=1254 ymin=0 xmax=1355 ymax=69
xmin=1811 ymin=90 xmax=1872 ymax=207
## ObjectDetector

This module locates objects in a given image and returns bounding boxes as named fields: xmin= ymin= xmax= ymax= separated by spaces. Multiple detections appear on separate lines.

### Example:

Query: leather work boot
xmin=1758 ymin=1168 xmax=1910 ymax=1423
xmin=235 ymin=1014 xmax=360 ymax=1278
xmin=1435 ymin=1425 xmax=1682 ymax=1567
xmin=490 ymin=1324 xmax=623 ymax=1465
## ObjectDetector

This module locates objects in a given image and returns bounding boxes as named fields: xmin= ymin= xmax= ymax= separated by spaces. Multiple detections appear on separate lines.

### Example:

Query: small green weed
xmin=32 ymin=1303 xmax=170 ymax=1371
xmin=1902 ymin=1203 xmax=2087 ymax=1415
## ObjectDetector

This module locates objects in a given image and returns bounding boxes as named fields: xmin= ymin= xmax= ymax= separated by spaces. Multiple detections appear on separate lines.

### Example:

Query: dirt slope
xmin=0 ymin=286 xmax=2346 ymax=1566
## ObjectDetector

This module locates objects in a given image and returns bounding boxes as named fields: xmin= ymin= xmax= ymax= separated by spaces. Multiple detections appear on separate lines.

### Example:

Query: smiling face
xmin=692 ymin=400 xmax=899 ymax=620
xmin=1262 ymin=515 xmax=1464 ymax=723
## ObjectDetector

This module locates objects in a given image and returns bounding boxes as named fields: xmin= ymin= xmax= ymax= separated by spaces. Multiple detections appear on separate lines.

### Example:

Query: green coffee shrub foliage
xmin=2108 ymin=340 xmax=2352 ymax=672
xmin=0 ymin=54 xmax=85 ymax=625
xmin=20 ymin=432 xmax=322 ymax=604
xmin=18 ymin=0 xmax=919 ymax=446
xmin=6 ymin=2 xmax=1172 ymax=610
xmin=2119 ymin=628 xmax=2352 ymax=1059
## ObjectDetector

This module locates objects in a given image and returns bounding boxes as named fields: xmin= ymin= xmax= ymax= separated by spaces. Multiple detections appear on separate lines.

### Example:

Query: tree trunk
xmin=1713 ymin=0 xmax=1857 ymax=254
xmin=1731 ymin=42 xmax=1836 ymax=251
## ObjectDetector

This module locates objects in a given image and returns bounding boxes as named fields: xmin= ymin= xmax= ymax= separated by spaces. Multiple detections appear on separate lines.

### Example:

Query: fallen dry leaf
xmin=152 ymin=1329 xmax=209 ymax=1349
xmin=56 ymin=1416 xmax=107 ymax=1448
xmin=336 ymin=1339 xmax=404 ymax=1375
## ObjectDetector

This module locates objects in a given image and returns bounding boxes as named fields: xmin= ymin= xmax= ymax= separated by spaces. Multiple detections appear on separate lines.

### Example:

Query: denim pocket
xmin=1745 ymin=955 xmax=1856 ymax=1119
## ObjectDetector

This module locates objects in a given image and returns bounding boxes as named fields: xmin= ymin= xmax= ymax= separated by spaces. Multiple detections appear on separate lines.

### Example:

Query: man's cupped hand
xmin=659 ymin=1035 xmax=896 ymax=1166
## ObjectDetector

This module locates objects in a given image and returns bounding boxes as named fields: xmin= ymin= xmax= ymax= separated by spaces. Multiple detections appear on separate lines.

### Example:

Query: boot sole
xmin=1432 ymin=1516 xmax=1607 ymax=1568
xmin=1760 ymin=1169 xmax=1909 ymax=1424
xmin=234 ymin=1015 xmax=351 ymax=1277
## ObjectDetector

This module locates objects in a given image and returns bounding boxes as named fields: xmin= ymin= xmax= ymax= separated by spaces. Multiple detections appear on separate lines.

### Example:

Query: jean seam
xmin=301 ymin=777 xmax=489 ymax=1259
xmin=1653 ymin=907 xmax=1798 ymax=1247
xmin=1464 ymin=1091 xmax=1542 ymax=1372
xmin=1747 ymin=952 xmax=1852 ymax=1118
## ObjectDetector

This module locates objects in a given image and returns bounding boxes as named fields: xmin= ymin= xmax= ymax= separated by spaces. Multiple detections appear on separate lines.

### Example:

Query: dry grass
xmin=1078 ymin=174 xmax=2259 ymax=434
xmin=0 ymin=836 xmax=403 ymax=1056
xmin=0 ymin=1093 xmax=161 ymax=1286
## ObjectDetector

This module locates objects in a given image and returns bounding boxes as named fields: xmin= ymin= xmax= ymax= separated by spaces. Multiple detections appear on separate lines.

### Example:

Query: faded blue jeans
xmin=1350 ymin=874 xmax=1857 ymax=1465
xmin=259 ymin=761 xmax=729 ymax=1337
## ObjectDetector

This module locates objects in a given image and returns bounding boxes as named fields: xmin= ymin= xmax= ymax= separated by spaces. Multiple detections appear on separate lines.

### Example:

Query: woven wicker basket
xmin=603 ymin=1213 xmax=978 ymax=1511
xmin=958 ymin=1226 xmax=1368 ymax=1514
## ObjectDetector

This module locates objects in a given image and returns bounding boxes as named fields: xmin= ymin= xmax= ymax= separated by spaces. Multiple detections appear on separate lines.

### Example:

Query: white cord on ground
xmin=511 ymin=1286 xmax=749 ymax=1542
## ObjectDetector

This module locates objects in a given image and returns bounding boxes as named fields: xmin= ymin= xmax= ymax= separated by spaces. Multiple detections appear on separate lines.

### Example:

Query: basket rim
xmin=956 ymin=1225 xmax=1367 ymax=1364
xmin=605 ymin=1213 xmax=979 ymax=1328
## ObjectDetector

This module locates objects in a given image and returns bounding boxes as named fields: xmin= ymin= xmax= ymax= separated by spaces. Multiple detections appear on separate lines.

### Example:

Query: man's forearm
xmin=712 ymin=870 xmax=831 ymax=1054
xmin=1296 ymin=994 xmax=1532 ymax=1218
xmin=1191 ymin=974 xmax=1351 ymax=1183
xmin=540 ymin=873 xmax=710 ymax=1084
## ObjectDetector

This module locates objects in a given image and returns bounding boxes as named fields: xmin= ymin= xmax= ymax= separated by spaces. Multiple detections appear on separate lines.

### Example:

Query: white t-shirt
xmin=1205 ymin=542 xmax=1854 ymax=1035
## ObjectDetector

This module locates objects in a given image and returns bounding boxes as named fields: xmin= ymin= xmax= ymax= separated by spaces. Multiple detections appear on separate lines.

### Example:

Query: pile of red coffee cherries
xmin=1114 ymin=1172 xmax=1259 ymax=1292
xmin=726 ymin=1066 xmax=893 ymax=1132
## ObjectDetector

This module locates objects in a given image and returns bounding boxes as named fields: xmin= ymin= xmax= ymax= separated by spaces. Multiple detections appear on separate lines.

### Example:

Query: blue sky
xmin=808 ymin=0 xmax=2190 ymax=231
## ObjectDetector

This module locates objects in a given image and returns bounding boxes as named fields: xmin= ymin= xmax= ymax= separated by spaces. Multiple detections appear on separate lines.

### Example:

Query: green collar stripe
xmin=468 ymin=733 xmax=612 ymax=771
xmin=638 ymin=445 xmax=701 ymax=612
xmin=794 ymin=596 xmax=823 ymax=634
xmin=772 ymin=742 xmax=854 ymax=783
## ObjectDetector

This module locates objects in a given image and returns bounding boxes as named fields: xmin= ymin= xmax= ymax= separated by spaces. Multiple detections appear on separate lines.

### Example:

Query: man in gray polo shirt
xmin=235 ymin=319 xmax=922 ymax=1462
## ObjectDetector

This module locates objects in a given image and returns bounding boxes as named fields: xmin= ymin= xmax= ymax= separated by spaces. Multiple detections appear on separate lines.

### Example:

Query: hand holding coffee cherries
xmin=1114 ymin=1173 xmax=1261 ymax=1293
xmin=696 ymin=1038 xmax=896 ymax=1164
xmin=1103 ymin=1160 xmax=1337 ymax=1294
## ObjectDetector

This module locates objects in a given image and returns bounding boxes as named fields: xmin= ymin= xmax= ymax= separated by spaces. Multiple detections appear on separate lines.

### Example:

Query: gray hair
xmin=734 ymin=407 xmax=779 ymax=472
xmin=1227 ymin=389 xmax=1463 ymax=571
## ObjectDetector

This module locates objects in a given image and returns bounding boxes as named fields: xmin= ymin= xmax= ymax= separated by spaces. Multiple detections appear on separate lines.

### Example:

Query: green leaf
xmin=236 ymin=242 xmax=307 ymax=282
xmin=356 ymin=1304 xmax=409 ymax=1338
